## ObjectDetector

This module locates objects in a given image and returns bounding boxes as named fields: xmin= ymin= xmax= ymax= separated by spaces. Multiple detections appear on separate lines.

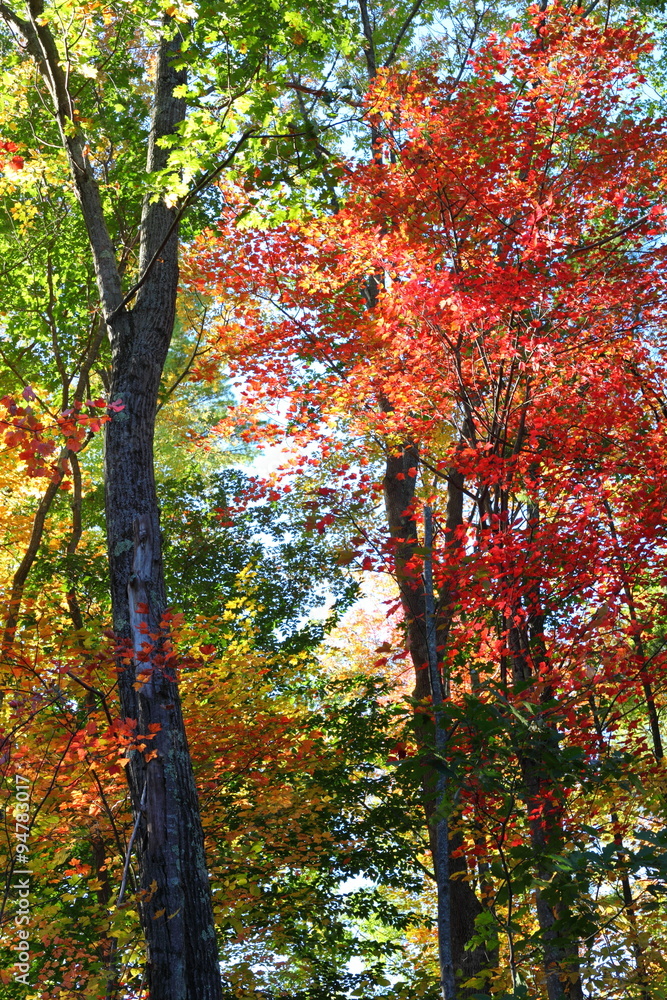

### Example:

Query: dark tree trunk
xmin=507 ymin=604 xmax=584 ymax=1000
xmin=383 ymin=439 xmax=494 ymax=993
xmin=0 ymin=7 xmax=224 ymax=998
xmin=102 ymin=35 xmax=222 ymax=1000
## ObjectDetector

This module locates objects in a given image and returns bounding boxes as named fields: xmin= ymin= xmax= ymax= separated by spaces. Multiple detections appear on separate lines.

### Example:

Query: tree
xmin=4 ymin=1 xmax=667 ymax=997
xmin=0 ymin=3 xmax=224 ymax=994
xmin=190 ymin=8 xmax=667 ymax=996
xmin=0 ymin=0 xmax=455 ymax=992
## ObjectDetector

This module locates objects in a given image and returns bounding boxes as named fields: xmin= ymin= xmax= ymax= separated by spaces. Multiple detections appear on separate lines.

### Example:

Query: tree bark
xmin=507 ymin=616 xmax=584 ymax=1000
xmin=103 ymin=32 xmax=222 ymax=1000
xmin=383 ymin=439 xmax=494 ymax=993
xmin=0 ymin=7 xmax=224 ymax=998
xmin=424 ymin=505 xmax=456 ymax=1000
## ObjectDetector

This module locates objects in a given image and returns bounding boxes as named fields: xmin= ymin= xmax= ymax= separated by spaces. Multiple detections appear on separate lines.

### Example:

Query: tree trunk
xmin=424 ymin=505 xmax=456 ymax=1000
xmin=0 ymin=7 xmax=224 ymax=998
xmin=102 ymin=35 xmax=222 ymax=1000
xmin=508 ymin=623 xmax=584 ymax=1000
xmin=383 ymin=439 xmax=494 ymax=993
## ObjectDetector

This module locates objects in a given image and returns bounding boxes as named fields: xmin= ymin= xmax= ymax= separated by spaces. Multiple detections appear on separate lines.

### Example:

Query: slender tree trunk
xmin=2 ymin=317 xmax=104 ymax=651
xmin=486 ymin=484 xmax=584 ymax=1000
xmin=2 ymin=467 xmax=66 ymax=649
xmin=0 ymin=7 xmax=224 ymax=997
xmin=507 ymin=622 xmax=584 ymax=1000
xmin=383 ymin=439 xmax=494 ymax=992
xmin=102 ymin=35 xmax=222 ymax=1000
xmin=357 ymin=8 xmax=493 ymax=982
xmin=588 ymin=696 xmax=651 ymax=999
xmin=424 ymin=505 xmax=456 ymax=1000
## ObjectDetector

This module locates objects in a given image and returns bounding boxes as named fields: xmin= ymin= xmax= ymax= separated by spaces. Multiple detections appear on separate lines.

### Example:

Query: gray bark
xmin=507 ymin=612 xmax=584 ymax=1000
xmin=424 ymin=506 xmax=455 ymax=1000
xmin=383 ymin=438 xmax=494 ymax=992
xmin=0 ymin=6 xmax=224 ymax=998
xmin=103 ymin=32 xmax=222 ymax=1000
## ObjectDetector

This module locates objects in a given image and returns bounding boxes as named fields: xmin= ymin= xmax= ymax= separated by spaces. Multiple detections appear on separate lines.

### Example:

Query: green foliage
xmin=161 ymin=468 xmax=359 ymax=651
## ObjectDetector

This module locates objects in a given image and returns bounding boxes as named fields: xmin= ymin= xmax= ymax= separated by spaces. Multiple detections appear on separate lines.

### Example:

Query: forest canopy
xmin=0 ymin=2 xmax=667 ymax=1000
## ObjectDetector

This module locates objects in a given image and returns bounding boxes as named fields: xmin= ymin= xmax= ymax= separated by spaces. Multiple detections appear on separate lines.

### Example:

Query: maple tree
xmin=0 ymin=0 xmax=456 ymax=996
xmin=188 ymin=7 xmax=667 ymax=998
xmin=3 ymin=0 xmax=667 ymax=999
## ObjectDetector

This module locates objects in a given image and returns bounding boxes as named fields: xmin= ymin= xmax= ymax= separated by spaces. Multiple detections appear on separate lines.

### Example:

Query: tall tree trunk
xmin=507 ymin=609 xmax=583 ymax=999
xmin=424 ymin=504 xmax=456 ymax=1000
xmin=0 ymin=7 xmax=224 ymax=998
xmin=357 ymin=8 xmax=495 ymax=983
xmin=383 ymin=439 xmax=494 ymax=993
xmin=103 ymin=35 xmax=222 ymax=1000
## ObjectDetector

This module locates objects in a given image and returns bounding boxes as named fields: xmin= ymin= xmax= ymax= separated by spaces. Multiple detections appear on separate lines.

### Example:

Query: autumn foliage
xmin=3 ymin=3 xmax=667 ymax=1000
xmin=185 ymin=10 xmax=667 ymax=996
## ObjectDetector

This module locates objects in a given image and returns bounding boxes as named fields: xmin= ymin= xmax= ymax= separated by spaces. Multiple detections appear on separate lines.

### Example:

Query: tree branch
xmin=384 ymin=0 xmax=426 ymax=69
xmin=66 ymin=671 xmax=114 ymax=727
xmin=0 ymin=1 xmax=124 ymax=318
xmin=108 ymin=128 xmax=257 ymax=322
xmin=358 ymin=0 xmax=377 ymax=79
xmin=116 ymin=782 xmax=147 ymax=906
